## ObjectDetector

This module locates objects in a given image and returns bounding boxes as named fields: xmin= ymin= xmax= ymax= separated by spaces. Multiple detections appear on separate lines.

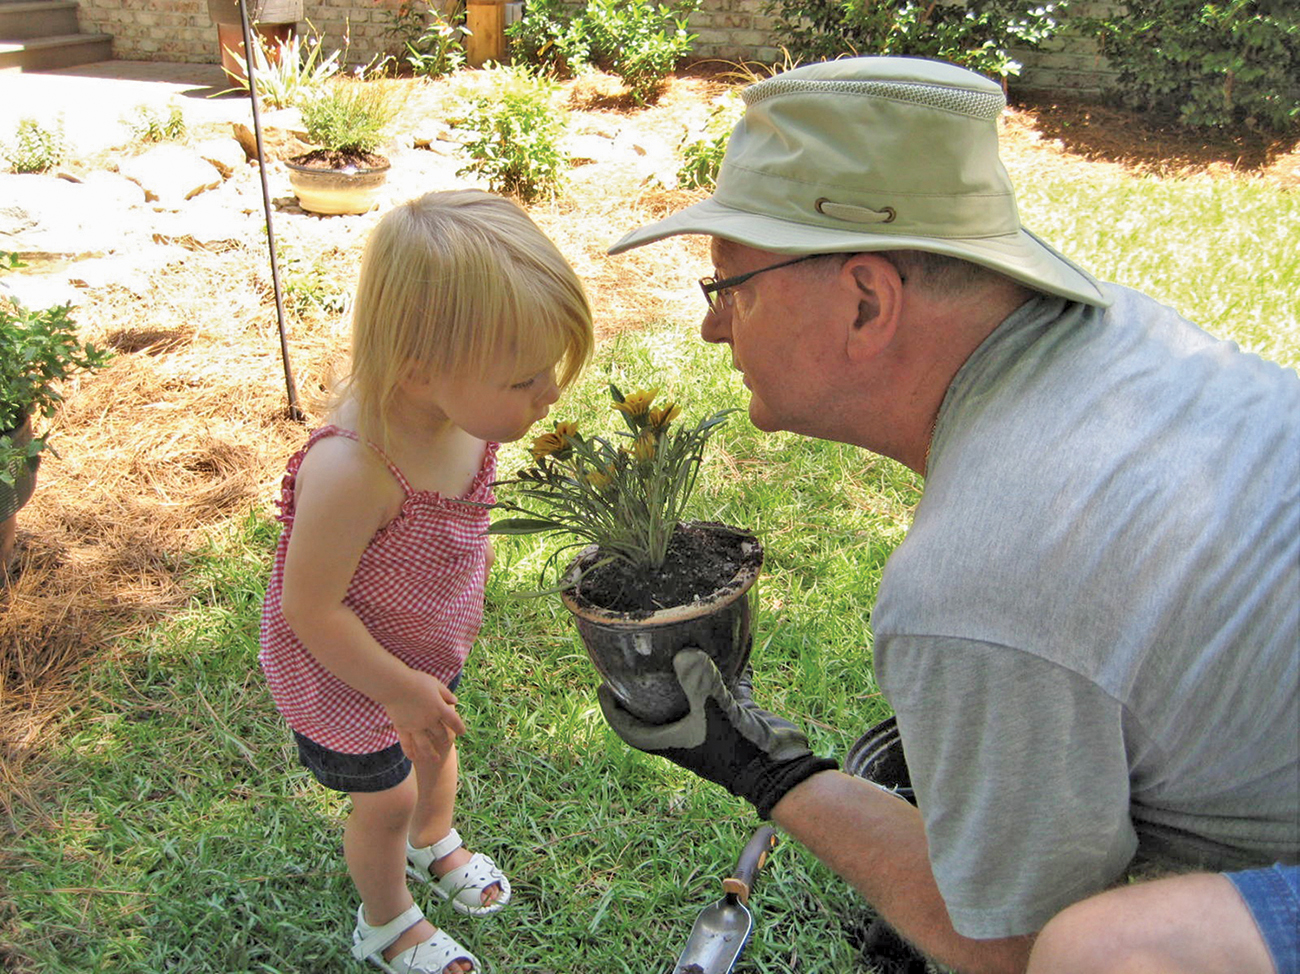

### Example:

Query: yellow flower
xmin=612 ymin=388 xmax=658 ymax=419
xmin=530 ymin=432 xmax=568 ymax=462
xmin=629 ymin=432 xmax=657 ymax=462
xmin=553 ymin=420 xmax=580 ymax=440
xmin=648 ymin=403 xmax=680 ymax=429
xmin=584 ymin=466 xmax=614 ymax=490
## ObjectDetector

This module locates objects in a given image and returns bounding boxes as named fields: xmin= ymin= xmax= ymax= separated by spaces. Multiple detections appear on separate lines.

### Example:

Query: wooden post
xmin=465 ymin=0 xmax=507 ymax=68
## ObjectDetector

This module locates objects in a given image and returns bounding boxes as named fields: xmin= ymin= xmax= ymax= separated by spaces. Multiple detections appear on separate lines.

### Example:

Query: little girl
xmin=260 ymin=189 xmax=593 ymax=974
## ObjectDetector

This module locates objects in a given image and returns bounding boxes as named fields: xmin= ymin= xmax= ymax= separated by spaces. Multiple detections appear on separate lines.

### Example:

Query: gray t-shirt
xmin=873 ymin=285 xmax=1300 ymax=939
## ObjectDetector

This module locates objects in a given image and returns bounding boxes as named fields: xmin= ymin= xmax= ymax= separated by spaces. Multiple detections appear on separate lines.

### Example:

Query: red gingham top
xmin=259 ymin=425 xmax=498 ymax=753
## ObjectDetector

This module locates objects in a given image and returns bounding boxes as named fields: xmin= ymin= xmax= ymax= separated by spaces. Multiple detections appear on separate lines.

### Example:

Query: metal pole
xmin=237 ymin=0 xmax=305 ymax=423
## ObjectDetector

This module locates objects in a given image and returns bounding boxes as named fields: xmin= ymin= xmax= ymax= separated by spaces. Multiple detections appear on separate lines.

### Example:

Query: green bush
xmin=509 ymin=0 xmax=700 ymax=103
xmin=387 ymin=0 xmax=467 ymax=78
xmin=507 ymin=0 xmax=591 ymax=77
xmin=584 ymin=0 xmax=700 ymax=103
xmin=765 ymin=0 xmax=1068 ymax=81
xmin=455 ymin=68 xmax=568 ymax=202
xmin=127 ymin=104 xmax=188 ymax=143
xmin=1086 ymin=0 xmax=1300 ymax=133
xmin=676 ymin=93 xmax=743 ymax=189
xmin=0 ymin=253 xmax=112 ymax=485
xmin=2 ymin=118 xmax=65 ymax=174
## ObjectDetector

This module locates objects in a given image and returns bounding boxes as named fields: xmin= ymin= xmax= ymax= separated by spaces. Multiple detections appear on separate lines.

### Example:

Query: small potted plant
xmin=0 ymin=254 xmax=112 ymax=569
xmin=286 ymin=78 xmax=402 ymax=215
xmin=490 ymin=385 xmax=761 ymax=722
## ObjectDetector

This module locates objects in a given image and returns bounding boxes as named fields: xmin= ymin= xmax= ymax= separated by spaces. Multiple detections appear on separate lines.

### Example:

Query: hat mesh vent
xmin=744 ymin=78 xmax=1004 ymax=120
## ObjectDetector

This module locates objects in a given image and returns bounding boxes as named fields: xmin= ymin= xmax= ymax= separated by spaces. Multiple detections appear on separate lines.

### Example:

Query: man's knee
xmin=1027 ymin=873 xmax=1276 ymax=974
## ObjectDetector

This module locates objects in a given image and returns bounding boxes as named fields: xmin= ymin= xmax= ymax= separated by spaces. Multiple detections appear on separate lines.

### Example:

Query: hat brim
xmin=609 ymin=198 xmax=1111 ymax=308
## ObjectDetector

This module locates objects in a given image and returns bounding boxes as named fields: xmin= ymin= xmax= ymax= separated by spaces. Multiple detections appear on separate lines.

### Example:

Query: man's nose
xmin=700 ymin=305 xmax=730 ymax=344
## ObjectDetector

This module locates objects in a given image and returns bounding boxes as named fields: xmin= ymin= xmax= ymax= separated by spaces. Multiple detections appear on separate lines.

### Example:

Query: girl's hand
xmin=383 ymin=673 xmax=467 ymax=764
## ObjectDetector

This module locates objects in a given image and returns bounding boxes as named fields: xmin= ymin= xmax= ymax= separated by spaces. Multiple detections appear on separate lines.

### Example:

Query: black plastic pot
xmin=0 ymin=417 xmax=39 ymax=522
xmin=844 ymin=715 xmax=916 ymax=806
xmin=560 ymin=524 xmax=762 ymax=724
xmin=1 ymin=417 xmax=39 ymax=569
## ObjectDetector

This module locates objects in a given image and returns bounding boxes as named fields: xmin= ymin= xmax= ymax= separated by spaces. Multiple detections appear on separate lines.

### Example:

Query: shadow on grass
xmin=1009 ymin=94 xmax=1300 ymax=178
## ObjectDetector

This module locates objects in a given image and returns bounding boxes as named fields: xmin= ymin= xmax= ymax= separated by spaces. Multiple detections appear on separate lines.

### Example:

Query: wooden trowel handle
xmin=721 ymin=825 xmax=778 ymax=905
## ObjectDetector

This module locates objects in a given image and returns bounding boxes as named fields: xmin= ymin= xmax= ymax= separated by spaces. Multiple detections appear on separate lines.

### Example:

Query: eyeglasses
xmin=699 ymin=253 xmax=827 ymax=315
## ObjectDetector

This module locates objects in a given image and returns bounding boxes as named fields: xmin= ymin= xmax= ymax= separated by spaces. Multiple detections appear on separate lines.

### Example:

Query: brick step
xmin=0 ymin=32 xmax=112 ymax=72
xmin=0 ymin=0 xmax=79 ymax=40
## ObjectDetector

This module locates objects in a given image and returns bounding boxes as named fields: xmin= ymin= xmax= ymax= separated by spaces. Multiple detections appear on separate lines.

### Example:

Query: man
xmin=598 ymin=56 xmax=1299 ymax=974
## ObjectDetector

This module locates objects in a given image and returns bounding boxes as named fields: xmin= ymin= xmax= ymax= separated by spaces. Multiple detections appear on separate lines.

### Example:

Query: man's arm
xmin=770 ymin=769 xmax=1033 ymax=974
xmin=599 ymin=650 xmax=1034 ymax=974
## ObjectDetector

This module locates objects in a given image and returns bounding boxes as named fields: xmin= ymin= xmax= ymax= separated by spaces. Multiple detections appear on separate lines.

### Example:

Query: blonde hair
xmin=339 ymin=189 xmax=594 ymax=448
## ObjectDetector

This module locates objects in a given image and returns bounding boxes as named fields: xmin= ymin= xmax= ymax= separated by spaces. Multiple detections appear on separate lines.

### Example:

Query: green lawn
xmin=2 ymin=161 xmax=1295 ymax=972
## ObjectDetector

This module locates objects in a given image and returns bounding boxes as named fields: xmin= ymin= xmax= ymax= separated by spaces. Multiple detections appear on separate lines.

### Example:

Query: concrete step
xmin=0 ymin=1 xmax=80 ymax=40
xmin=0 ymin=33 xmax=112 ymax=72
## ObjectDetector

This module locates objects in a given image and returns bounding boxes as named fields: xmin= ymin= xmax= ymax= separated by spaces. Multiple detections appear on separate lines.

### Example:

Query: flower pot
xmin=0 ymin=417 xmax=40 ymax=570
xmin=560 ymin=522 xmax=763 ymax=724
xmin=844 ymin=715 xmax=916 ymax=806
xmin=286 ymin=158 xmax=391 ymax=216
xmin=207 ymin=0 xmax=303 ymax=86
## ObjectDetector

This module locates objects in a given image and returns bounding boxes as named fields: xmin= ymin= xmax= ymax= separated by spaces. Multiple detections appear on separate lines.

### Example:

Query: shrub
xmin=455 ymin=68 xmax=568 ymax=202
xmin=507 ymin=0 xmax=591 ymax=77
xmin=765 ymin=0 xmax=1068 ymax=82
xmin=387 ymin=0 xmax=467 ymax=78
xmin=127 ymin=104 xmax=187 ymax=143
xmin=509 ymin=0 xmax=700 ymax=103
xmin=677 ymin=92 xmax=743 ymax=189
xmin=1086 ymin=0 xmax=1300 ymax=133
xmin=0 ymin=253 xmax=112 ymax=485
xmin=583 ymin=0 xmax=700 ymax=103
xmin=2 ymin=118 xmax=65 ymax=174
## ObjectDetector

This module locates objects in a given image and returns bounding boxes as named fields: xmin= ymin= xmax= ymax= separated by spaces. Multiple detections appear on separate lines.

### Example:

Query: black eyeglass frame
xmin=699 ymin=253 xmax=828 ymax=314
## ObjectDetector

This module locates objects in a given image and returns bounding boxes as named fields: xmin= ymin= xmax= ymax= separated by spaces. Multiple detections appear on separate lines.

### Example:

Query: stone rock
xmin=0 ymin=173 xmax=134 ymax=257
xmin=77 ymin=170 xmax=149 ymax=208
xmin=1 ymin=273 xmax=81 ymax=311
xmin=116 ymin=145 xmax=224 ymax=207
xmin=565 ymin=132 xmax=616 ymax=167
xmin=194 ymin=138 xmax=249 ymax=178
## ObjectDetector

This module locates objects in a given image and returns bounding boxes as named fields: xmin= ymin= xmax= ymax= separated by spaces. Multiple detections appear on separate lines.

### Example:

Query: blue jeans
xmin=293 ymin=672 xmax=462 ymax=794
xmin=1226 ymin=863 xmax=1299 ymax=974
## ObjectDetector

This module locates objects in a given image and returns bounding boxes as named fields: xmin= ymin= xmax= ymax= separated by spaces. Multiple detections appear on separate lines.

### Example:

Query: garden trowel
xmin=670 ymin=825 xmax=777 ymax=974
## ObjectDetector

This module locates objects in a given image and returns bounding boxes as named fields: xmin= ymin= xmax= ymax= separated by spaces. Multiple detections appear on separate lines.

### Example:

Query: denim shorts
xmin=1226 ymin=863 xmax=1299 ymax=974
xmin=293 ymin=672 xmax=461 ymax=794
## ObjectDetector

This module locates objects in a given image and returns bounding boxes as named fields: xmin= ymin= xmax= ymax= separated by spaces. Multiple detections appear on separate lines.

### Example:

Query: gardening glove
xmin=597 ymin=648 xmax=838 ymax=819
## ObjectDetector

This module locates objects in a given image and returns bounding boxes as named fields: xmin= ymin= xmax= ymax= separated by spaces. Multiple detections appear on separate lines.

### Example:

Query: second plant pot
xmin=286 ymin=157 xmax=391 ymax=215
xmin=560 ymin=522 xmax=763 ymax=724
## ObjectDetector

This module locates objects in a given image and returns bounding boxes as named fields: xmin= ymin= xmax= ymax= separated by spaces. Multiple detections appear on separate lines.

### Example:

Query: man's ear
xmin=841 ymin=253 xmax=904 ymax=362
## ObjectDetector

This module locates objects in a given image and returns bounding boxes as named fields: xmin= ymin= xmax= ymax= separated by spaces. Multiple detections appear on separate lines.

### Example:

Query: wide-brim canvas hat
xmin=609 ymin=56 xmax=1110 ymax=307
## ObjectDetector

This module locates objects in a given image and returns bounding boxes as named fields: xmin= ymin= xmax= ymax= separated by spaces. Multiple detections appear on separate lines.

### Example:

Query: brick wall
xmin=76 ymin=0 xmax=1119 ymax=94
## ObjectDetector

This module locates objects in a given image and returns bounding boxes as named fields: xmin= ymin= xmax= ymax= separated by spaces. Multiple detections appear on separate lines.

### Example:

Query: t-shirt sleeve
xmin=877 ymin=635 xmax=1140 ymax=939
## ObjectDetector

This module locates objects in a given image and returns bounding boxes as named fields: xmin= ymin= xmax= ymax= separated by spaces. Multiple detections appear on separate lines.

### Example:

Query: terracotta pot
xmin=286 ymin=159 xmax=392 ymax=216
xmin=214 ymin=21 xmax=296 ymax=86
xmin=207 ymin=0 xmax=303 ymax=86
xmin=560 ymin=524 xmax=763 ymax=723
xmin=0 ymin=416 xmax=40 ymax=570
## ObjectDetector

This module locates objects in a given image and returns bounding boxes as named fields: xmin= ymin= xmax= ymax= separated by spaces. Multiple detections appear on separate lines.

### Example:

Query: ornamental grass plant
xmin=489 ymin=384 xmax=737 ymax=577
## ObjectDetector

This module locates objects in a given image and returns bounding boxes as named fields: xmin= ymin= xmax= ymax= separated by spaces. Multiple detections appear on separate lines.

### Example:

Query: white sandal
xmin=406 ymin=828 xmax=512 ymax=917
xmin=351 ymin=903 xmax=481 ymax=974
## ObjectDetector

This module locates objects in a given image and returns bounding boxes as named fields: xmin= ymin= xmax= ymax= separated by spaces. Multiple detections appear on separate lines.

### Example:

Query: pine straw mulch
xmin=1 ymin=65 xmax=1295 ymax=817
